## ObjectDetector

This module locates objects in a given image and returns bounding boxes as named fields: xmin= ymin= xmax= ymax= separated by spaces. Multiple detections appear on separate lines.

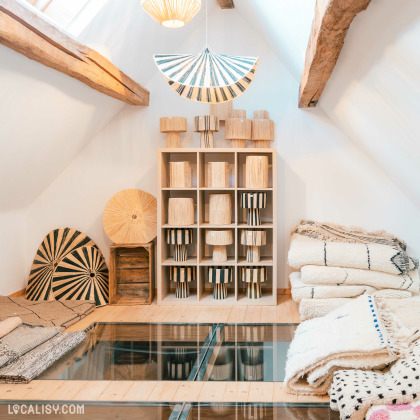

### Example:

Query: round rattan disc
xmin=103 ymin=189 xmax=157 ymax=244
xmin=26 ymin=228 xmax=98 ymax=301
xmin=53 ymin=246 xmax=109 ymax=307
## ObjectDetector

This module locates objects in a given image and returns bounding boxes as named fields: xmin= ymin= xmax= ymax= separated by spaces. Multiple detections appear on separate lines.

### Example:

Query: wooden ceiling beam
xmin=299 ymin=0 xmax=371 ymax=108
xmin=217 ymin=0 xmax=234 ymax=9
xmin=0 ymin=0 xmax=149 ymax=106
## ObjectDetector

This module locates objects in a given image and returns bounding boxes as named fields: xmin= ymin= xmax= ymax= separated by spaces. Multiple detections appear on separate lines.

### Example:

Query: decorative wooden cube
xmin=169 ymin=161 xmax=192 ymax=188
xmin=209 ymin=194 xmax=232 ymax=225
xmin=207 ymin=162 xmax=229 ymax=188
xmin=160 ymin=117 xmax=187 ymax=148
xmin=241 ymin=266 xmax=267 ymax=299
xmin=167 ymin=228 xmax=193 ymax=261
xmin=168 ymin=198 xmax=194 ymax=226
xmin=194 ymin=115 xmax=220 ymax=148
xmin=251 ymin=110 xmax=274 ymax=148
xmin=241 ymin=192 xmax=267 ymax=226
xmin=170 ymin=266 xmax=195 ymax=298
xmin=205 ymin=229 xmax=233 ymax=262
xmin=225 ymin=109 xmax=251 ymax=148
xmin=208 ymin=266 xmax=233 ymax=299
xmin=109 ymin=243 xmax=154 ymax=305
xmin=245 ymin=156 xmax=269 ymax=188
xmin=241 ymin=230 xmax=267 ymax=262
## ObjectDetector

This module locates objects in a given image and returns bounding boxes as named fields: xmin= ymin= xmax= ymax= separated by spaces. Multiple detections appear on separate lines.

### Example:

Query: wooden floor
xmin=0 ymin=296 xmax=329 ymax=404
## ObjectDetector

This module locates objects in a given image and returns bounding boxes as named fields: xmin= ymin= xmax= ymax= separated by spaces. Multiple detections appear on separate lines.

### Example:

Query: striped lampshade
xmin=141 ymin=0 xmax=201 ymax=28
xmin=154 ymin=47 xmax=259 ymax=103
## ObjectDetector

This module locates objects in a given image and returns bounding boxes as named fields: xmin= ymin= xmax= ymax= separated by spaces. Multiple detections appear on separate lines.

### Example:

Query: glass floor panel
xmin=0 ymin=402 xmax=339 ymax=420
xmin=39 ymin=323 xmax=297 ymax=382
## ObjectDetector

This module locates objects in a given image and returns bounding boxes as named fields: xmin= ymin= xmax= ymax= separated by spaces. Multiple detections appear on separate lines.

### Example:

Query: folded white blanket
xmin=288 ymin=234 xmax=418 ymax=275
xmin=330 ymin=340 xmax=420 ymax=420
xmin=290 ymin=272 xmax=412 ymax=302
xmin=285 ymin=295 xmax=417 ymax=395
xmin=299 ymin=298 xmax=353 ymax=320
xmin=300 ymin=265 xmax=419 ymax=292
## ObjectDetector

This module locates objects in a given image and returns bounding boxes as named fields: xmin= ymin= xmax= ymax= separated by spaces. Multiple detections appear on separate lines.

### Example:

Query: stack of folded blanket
xmin=288 ymin=220 xmax=420 ymax=320
xmin=0 ymin=316 xmax=86 ymax=383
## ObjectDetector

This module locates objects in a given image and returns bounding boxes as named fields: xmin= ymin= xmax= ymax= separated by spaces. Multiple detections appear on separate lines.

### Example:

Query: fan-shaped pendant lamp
xmin=154 ymin=47 xmax=258 ymax=103
xmin=141 ymin=0 xmax=201 ymax=28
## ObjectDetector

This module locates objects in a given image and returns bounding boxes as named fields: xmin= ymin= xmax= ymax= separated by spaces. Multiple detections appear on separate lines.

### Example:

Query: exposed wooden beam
xmin=0 ymin=0 xmax=149 ymax=106
xmin=217 ymin=0 xmax=234 ymax=9
xmin=299 ymin=0 xmax=371 ymax=108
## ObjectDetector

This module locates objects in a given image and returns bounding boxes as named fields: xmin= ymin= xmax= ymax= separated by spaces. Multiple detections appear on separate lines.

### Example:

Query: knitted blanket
xmin=293 ymin=220 xmax=407 ymax=250
xmin=366 ymin=400 xmax=420 ymax=420
xmin=285 ymin=295 xmax=417 ymax=396
xmin=330 ymin=340 xmax=420 ymax=420
xmin=300 ymin=265 xmax=419 ymax=292
xmin=290 ymin=272 xmax=412 ymax=302
xmin=0 ymin=331 xmax=86 ymax=383
xmin=288 ymin=234 xmax=418 ymax=275
xmin=299 ymin=298 xmax=354 ymax=321
xmin=0 ymin=324 xmax=60 ymax=368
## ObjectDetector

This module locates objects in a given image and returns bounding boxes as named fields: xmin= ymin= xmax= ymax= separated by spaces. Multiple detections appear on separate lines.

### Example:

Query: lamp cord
xmin=205 ymin=0 xmax=208 ymax=47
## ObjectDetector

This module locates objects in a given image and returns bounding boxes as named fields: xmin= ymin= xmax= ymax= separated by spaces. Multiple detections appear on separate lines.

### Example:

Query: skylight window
xmin=25 ymin=0 xmax=108 ymax=37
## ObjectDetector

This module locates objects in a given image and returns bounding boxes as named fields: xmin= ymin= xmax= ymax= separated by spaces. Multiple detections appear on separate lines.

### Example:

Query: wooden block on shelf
xmin=210 ymin=101 xmax=233 ymax=121
xmin=209 ymin=194 xmax=232 ymax=225
xmin=207 ymin=162 xmax=229 ymax=188
xmin=225 ymin=109 xmax=251 ymax=148
xmin=245 ymin=156 xmax=269 ymax=188
xmin=251 ymin=110 xmax=274 ymax=148
xmin=160 ymin=117 xmax=187 ymax=148
xmin=109 ymin=243 xmax=154 ymax=305
xmin=169 ymin=161 xmax=192 ymax=188
xmin=168 ymin=198 xmax=194 ymax=226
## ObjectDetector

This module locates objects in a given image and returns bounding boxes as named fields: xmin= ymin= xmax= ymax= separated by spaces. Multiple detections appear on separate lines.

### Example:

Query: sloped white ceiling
xmin=236 ymin=0 xmax=420 ymax=209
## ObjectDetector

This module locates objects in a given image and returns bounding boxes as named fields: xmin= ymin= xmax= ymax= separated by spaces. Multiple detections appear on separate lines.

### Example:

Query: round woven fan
xmin=103 ymin=189 xmax=157 ymax=244
xmin=53 ymin=246 xmax=109 ymax=307
xmin=26 ymin=228 xmax=98 ymax=301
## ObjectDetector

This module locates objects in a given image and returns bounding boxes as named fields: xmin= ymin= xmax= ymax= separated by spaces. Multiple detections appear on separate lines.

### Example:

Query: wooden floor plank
xmin=248 ymin=382 xmax=273 ymax=402
xmin=147 ymin=382 xmax=179 ymax=401
xmin=273 ymin=383 xmax=298 ymax=403
xmin=20 ymin=380 xmax=64 ymax=400
xmin=227 ymin=306 xmax=247 ymax=323
xmin=122 ymin=381 xmax=158 ymax=401
xmin=173 ymin=382 xmax=203 ymax=401
xmin=97 ymin=381 xmax=135 ymax=401
xmin=199 ymin=382 xmax=227 ymax=401
xmin=0 ymin=383 xmax=34 ymax=400
xmin=223 ymin=382 xmax=250 ymax=402
xmin=72 ymin=381 xmax=110 ymax=401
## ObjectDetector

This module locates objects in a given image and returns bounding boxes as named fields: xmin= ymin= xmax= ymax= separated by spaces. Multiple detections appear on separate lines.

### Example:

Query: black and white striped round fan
xmin=53 ymin=246 xmax=109 ymax=307
xmin=26 ymin=228 xmax=98 ymax=301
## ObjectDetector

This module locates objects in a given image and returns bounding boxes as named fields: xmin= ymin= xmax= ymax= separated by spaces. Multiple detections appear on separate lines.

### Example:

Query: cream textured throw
xmin=290 ymin=272 xmax=412 ymax=302
xmin=0 ymin=317 xmax=22 ymax=339
xmin=300 ymin=297 xmax=420 ymax=323
xmin=300 ymin=265 xmax=420 ymax=292
xmin=288 ymin=234 xmax=418 ymax=275
xmin=330 ymin=340 xmax=420 ymax=420
xmin=285 ymin=295 xmax=417 ymax=396
xmin=293 ymin=220 xmax=407 ymax=250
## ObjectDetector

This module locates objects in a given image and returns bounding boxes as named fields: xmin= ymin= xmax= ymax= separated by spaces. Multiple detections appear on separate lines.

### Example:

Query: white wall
xmin=23 ymin=6 xmax=420 ymax=291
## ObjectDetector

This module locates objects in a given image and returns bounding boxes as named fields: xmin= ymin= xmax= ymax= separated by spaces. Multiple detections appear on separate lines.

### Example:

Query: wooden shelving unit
xmin=157 ymin=148 xmax=277 ymax=306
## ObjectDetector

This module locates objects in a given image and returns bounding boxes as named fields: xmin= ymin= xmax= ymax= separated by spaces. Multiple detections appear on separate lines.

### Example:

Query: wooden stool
xmin=209 ymin=194 xmax=232 ymax=225
xmin=170 ymin=266 xmax=195 ymax=298
xmin=208 ymin=266 xmax=233 ymax=299
xmin=167 ymin=228 xmax=193 ymax=261
xmin=160 ymin=117 xmax=187 ymax=148
xmin=241 ymin=266 xmax=266 ymax=299
xmin=169 ymin=162 xmax=191 ymax=188
xmin=168 ymin=198 xmax=194 ymax=226
xmin=205 ymin=230 xmax=233 ymax=262
xmin=207 ymin=162 xmax=229 ymax=188
xmin=194 ymin=115 xmax=220 ymax=148
xmin=225 ymin=109 xmax=251 ymax=148
xmin=241 ymin=230 xmax=266 ymax=262
xmin=251 ymin=110 xmax=274 ymax=148
xmin=241 ymin=192 xmax=267 ymax=225
xmin=245 ymin=156 xmax=269 ymax=188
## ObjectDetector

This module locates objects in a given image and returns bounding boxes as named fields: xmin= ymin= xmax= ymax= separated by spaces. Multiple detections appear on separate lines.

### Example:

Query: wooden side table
xmin=109 ymin=242 xmax=154 ymax=305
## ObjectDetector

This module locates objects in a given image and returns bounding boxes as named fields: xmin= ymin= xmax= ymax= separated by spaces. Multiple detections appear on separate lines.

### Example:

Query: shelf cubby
xmin=157 ymin=148 xmax=277 ymax=306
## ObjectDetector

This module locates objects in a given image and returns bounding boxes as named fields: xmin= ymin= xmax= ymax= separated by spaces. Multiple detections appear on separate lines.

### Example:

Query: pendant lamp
xmin=153 ymin=0 xmax=258 ymax=103
xmin=154 ymin=48 xmax=258 ymax=103
xmin=141 ymin=0 xmax=201 ymax=28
